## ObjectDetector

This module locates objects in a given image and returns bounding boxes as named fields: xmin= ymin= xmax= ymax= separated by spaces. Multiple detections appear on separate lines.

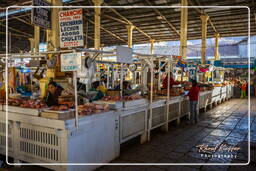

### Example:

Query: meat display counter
xmin=0 ymin=110 xmax=119 ymax=171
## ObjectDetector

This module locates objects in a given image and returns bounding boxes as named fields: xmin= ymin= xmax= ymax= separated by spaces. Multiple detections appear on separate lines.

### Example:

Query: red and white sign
xmin=59 ymin=9 xmax=84 ymax=48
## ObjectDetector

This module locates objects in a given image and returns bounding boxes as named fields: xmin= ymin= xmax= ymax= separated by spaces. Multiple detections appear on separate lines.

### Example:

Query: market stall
xmin=0 ymin=47 xmax=235 ymax=170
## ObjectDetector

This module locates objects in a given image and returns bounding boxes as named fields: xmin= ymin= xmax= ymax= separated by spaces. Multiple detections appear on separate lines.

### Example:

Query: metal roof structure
xmin=0 ymin=0 xmax=255 ymax=53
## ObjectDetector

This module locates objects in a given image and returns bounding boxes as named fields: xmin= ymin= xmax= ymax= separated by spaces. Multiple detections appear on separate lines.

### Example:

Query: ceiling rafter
xmin=88 ymin=19 xmax=127 ymax=43
xmin=0 ymin=23 xmax=32 ymax=37
xmin=144 ymin=0 xmax=180 ymax=36
xmin=188 ymin=0 xmax=219 ymax=34
xmin=103 ymin=2 xmax=153 ymax=40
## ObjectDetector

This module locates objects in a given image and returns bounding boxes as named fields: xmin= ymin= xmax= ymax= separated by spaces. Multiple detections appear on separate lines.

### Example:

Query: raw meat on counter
xmin=78 ymin=103 xmax=110 ymax=116
xmin=50 ymin=105 xmax=69 ymax=111
xmin=58 ymin=101 xmax=75 ymax=108
xmin=102 ymin=96 xmax=121 ymax=101
xmin=6 ymin=99 xmax=47 ymax=109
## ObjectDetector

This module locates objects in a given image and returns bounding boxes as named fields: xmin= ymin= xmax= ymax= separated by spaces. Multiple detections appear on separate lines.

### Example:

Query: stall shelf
xmin=167 ymin=96 xmax=181 ymax=122
xmin=220 ymin=86 xmax=227 ymax=102
xmin=199 ymin=90 xmax=213 ymax=111
xmin=180 ymin=96 xmax=190 ymax=117
xmin=0 ymin=110 xmax=119 ymax=171
xmin=0 ymin=120 xmax=14 ymax=157
xmin=226 ymin=85 xmax=233 ymax=99
xmin=211 ymin=87 xmax=222 ymax=105
xmin=150 ymin=99 xmax=167 ymax=130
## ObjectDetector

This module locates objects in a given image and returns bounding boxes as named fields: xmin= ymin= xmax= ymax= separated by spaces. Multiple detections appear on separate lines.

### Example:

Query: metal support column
xmin=46 ymin=0 xmax=62 ymax=50
xmin=214 ymin=33 xmax=220 ymax=60
xmin=28 ymin=38 xmax=35 ymax=52
xmin=150 ymin=39 xmax=154 ymax=55
xmin=200 ymin=15 xmax=209 ymax=64
xmin=180 ymin=0 xmax=188 ymax=59
xmin=93 ymin=0 xmax=103 ymax=50
xmin=126 ymin=25 xmax=135 ymax=48
xmin=34 ymin=26 xmax=40 ymax=52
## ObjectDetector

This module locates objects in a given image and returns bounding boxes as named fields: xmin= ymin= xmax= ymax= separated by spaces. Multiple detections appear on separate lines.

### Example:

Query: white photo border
xmin=5 ymin=5 xmax=251 ymax=166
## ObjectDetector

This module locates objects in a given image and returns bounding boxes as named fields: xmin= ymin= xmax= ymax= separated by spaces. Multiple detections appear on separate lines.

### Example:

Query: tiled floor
xmin=1 ymin=98 xmax=255 ymax=171
xmin=96 ymin=98 xmax=255 ymax=171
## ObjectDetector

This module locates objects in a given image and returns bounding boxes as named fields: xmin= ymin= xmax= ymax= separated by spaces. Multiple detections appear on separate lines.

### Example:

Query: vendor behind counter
xmin=44 ymin=82 xmax=64 ymax=106
xmin=162 ymin=72 xmax=179 ymax=89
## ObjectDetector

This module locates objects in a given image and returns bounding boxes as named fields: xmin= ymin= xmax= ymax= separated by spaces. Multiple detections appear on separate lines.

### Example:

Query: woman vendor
xmin=44 ymin=82 xmax=64 ymax=106
xmin=162 ymin=72 xmax=179 ymax=89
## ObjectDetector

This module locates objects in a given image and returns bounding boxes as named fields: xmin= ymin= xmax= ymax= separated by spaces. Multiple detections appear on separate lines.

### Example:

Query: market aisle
xmin=97 ymin=98 xmax=255 ymax=171
xmin=1 ymin=98 xmax=255 ymax=171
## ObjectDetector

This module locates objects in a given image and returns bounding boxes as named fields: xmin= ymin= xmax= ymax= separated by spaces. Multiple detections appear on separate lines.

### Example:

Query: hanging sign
xmin=59 ymin=9 xmax=84 ymax=48
xmin=116 ymin=46 xmax=133 ymax=64
xmin=61 ymin=53 xmax=82 ymax=71
xmin=32 ymin=0 xmax=51 ymax=29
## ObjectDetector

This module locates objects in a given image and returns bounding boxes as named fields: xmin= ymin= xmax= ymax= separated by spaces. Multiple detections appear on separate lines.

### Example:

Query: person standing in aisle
xmin=241 ymin=81 xmax=247 ymax=98
xmin=187 ymin=80 xmax=200 ymax=124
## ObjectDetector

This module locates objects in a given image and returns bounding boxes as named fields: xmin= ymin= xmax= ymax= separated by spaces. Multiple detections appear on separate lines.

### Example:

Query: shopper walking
xmin=188 ymin=80 xmax=200 ymax=124
xmin=241 ymin=81 xmax=247 ymax=98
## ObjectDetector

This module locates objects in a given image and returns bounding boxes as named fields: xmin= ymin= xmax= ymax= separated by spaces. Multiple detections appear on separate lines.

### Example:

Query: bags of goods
xmin=7 ymin=99 xmax=47 ymax=109
xmin=78 ymin=103 xmax=109 ymax=116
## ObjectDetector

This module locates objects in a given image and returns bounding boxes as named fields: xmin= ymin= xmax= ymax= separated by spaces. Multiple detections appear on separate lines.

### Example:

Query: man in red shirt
xmin=187 ymin=80 xmax=200 ymax=124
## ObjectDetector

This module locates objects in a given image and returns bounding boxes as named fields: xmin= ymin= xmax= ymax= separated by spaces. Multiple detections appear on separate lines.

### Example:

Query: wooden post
xmin=214 ymin=33 xmax=220 ymax=60
xmin=93 ymin=0 xmax=104 ymax=50
xmin=126 ymin=25 xmax=135 ymax=48
xmin=200 ymin=15 xmax=209 ymax=64
xmin=180 ymin=0 xmax=188 ymax=59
